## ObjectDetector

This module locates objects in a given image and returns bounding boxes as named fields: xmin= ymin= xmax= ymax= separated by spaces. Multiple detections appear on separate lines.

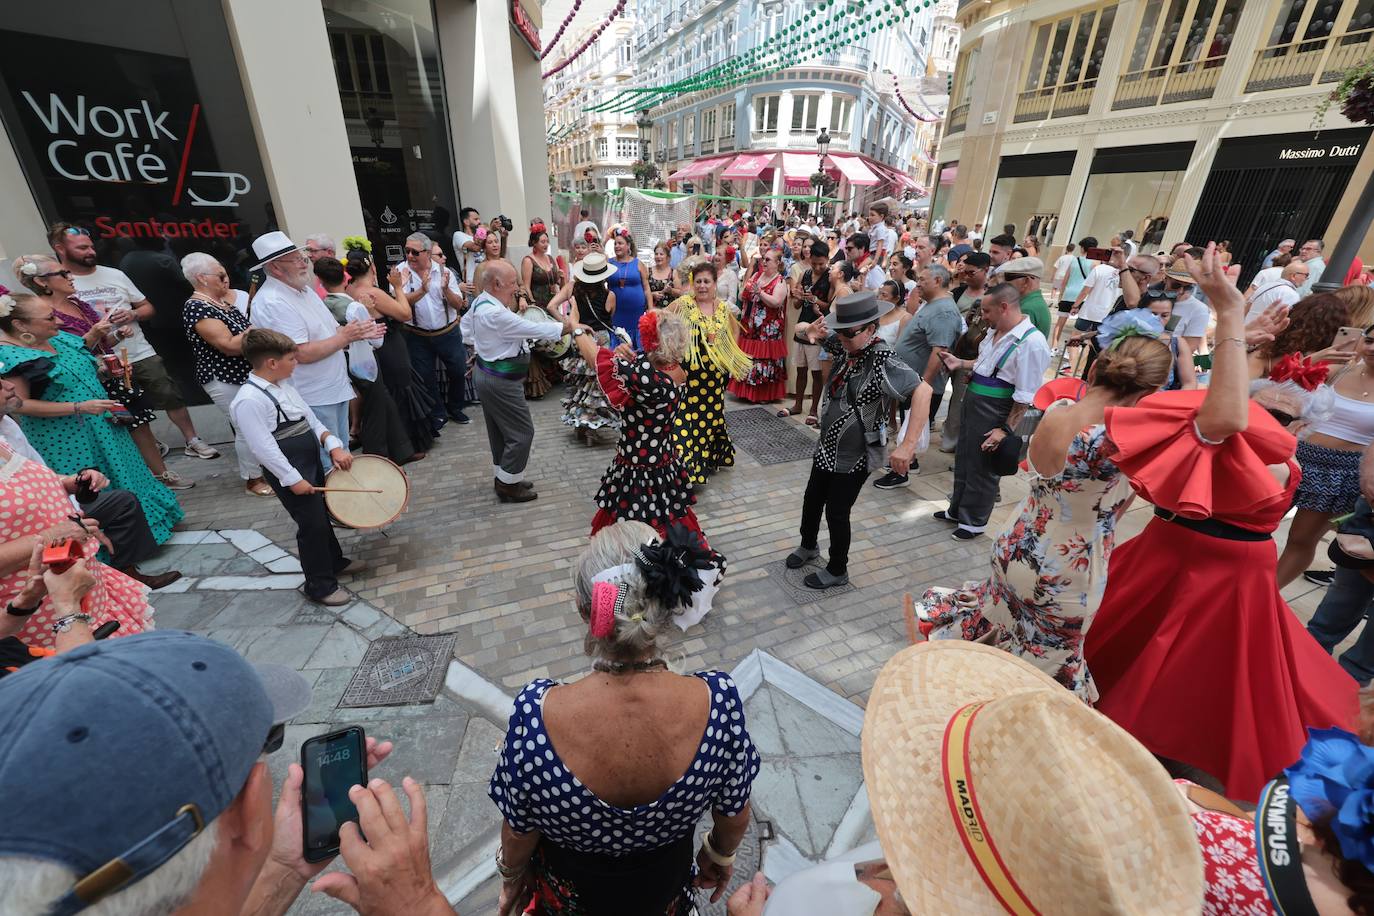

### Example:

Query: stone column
xmin=223 ymin=0 xmax=364 ymax=240
xmin=1159 ymin=122 xmax=1223 ymax=250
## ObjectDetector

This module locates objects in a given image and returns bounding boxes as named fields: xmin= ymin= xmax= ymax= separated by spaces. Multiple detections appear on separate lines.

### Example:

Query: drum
xmin=323 ymin=455 xmax=409 ymax=530
xmin=524 ymin=306 xmax=572 ymax=359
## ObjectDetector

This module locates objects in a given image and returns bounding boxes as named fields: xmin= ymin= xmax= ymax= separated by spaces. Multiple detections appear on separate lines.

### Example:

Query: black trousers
xmin=800 ymin=462 xmax=869 ymax=575
xmin=84 ymin=488 xmax=159 ymax=569
xmin=262 ymin=431 xmax=346 ymax=599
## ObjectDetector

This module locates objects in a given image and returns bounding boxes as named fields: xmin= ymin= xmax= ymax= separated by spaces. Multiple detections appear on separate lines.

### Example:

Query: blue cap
xmin=0 ymin=631 xmax=311 ymax=914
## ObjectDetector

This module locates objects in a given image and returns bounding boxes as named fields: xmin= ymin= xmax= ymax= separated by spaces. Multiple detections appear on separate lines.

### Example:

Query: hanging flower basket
xmin=809 ymin=170 xmax=837 ymax=195
xmin=632 ymin=160 xmax=661 ymax=185
xmin=1316 ymin=57 xmax=1374 ymax=125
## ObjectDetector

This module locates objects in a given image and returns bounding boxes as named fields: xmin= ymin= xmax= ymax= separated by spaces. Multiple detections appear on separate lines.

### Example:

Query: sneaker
xmin=938 ymin=441 xmax=956 ymax=454
xmin=451 ymin=410 xmax=472 ymax=425
xmin=786 ymin=546 xmax=821 ymax=569
xmin=155 ymin=470 xmax=194 ymax=491
xmin=1303 ymin=569 xmax=1336 ymax=586
xmin=183 ymin=436 xmax=220 ymax=459
xmin=932 ymin=509 xmax=957 ymax=523
xmin=873 ymin=471 xmax=910 ymax=490
xmin=156 ymin=440 xmax=170 ymax=458
xmin=432 ymin=417 xmax=448 ymax=435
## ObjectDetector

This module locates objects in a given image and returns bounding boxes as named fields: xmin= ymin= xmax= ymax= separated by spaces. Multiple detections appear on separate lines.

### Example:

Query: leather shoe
xmin=339 ymin=559 xmax=367 ymax=577
xmin=305 ymin=587 xmax=352 ymax=607
xmin=120 ymin=567 xmax=183 ymax=590
xmin=495 ymin=479 xmax=537 ymax=503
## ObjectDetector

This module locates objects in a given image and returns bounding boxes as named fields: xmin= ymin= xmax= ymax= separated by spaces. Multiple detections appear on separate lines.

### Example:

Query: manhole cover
xmin=725 ymin=407 xmax=816 ymax=465
xmin=339 ymin=634 xmax=457 ymax=708
xmin=693 ymin=813 xmax=767 ymax=915
xmin=767 ymin=559 xmax=858 ymax=605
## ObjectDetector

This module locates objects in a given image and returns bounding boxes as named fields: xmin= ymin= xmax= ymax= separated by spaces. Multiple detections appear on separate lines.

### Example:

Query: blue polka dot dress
xmin=489 ymin=671 xmax=760 ymax=913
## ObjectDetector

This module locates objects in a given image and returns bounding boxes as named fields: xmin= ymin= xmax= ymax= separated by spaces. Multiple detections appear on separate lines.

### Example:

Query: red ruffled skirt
xmin=590 ymin=506 xmax=707 ymax=547
xmin=727 ymin=335 xmax=788 ymax=403
xmin=1084 ymin=517 xmax=1358 ymax=801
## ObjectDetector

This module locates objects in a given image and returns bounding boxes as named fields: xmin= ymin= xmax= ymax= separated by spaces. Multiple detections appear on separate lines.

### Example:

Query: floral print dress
xmin=916 ymin=419 xmax=1131 ymax=700
xmin=727 ymin=273 xmax=788 ymax=403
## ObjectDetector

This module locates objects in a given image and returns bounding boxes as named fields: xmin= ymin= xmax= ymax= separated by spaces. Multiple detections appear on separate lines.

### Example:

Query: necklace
xmin=592 ymin=658 xmax=667 ymax=675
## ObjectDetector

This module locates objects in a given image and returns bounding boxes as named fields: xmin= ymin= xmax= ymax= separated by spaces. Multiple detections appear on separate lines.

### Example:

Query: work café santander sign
xmin=0 ymin=35 xmax=272 ymax=247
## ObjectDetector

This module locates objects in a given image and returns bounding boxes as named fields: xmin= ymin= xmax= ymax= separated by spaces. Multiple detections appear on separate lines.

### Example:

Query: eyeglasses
xmin=304 ymin=246 xmax=334 ymax=255
xmin=404 ymin=248 xmax=425 ymax=256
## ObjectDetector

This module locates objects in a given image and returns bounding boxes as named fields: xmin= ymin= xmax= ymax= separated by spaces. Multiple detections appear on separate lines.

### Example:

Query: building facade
xmin=544 ymin=3 xmax=642 ymax=193
xmin=627 ymin=0 xmax=939 ymax=213
xmin=935 ymin=0 xmax=1374 ymax=281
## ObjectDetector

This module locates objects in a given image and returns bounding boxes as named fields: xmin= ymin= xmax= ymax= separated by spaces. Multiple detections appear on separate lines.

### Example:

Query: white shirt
xmin=1172 ymin=295 xmax=1210 ymax=341
xmin=1052 ymin=253 xmax=1075 ymax=287
xmin=248 ymin=277 xmax=352 ymax=407
xmin=0 ymin=417 xmax=79 ymax=510
xmin=69 ymin=266 xmax=156 ymax=362
xmin=230 ymin=373 xmax=342 ymax=488
xmin=1298 ymin=257 xmax=1326 ymax=297
xmin=401 ymin=263 xmax=464 ymax=330
xmin=868 ymin=223 xmax=897 ymax=259
xmin=459 ymin=292 xmax=562 ymax=361
xmin=861 ymin=263 xmax=889 ymax=291
xmin=1078 ymin=263 xmax=1120 ymax=322
xmin=1249 ymin=266 xmax=1283 ymax=291
xmin=343 ymin=299 xmax=382 ymax=381
xmin=231 ymin=288 xmax=250 ymax=318
xmin=972 ymin=316 xmax=1051 ymax=404
xmin=452 ymin=231 xmax=486 ymax=284
xmin=716 ymin=266 xmax=740 ymax=306
xmin=1246 ymin=281 xmax=1301 ymax=320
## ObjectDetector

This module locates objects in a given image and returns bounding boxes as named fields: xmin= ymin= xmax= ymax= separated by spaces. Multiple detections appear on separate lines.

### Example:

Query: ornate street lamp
xmin=813 ymin=128 xmax=833 ymax=219
xmin=365 ymin=108 xmax=385 ymax=148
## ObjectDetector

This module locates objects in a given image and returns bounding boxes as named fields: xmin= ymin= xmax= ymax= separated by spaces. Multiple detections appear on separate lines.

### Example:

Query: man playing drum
xmin=459 ymin=260 xmax=575 ymax=503
xmin=230 ymin=329 xmax=363 ymax=606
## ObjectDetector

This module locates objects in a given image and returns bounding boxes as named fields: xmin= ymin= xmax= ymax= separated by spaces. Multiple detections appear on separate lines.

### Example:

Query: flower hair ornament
xmin=530 ymin=222 xmax=547 ymax=235
xmin=1270 ymin=352 xmax=1331 ymax=391
xmin=639 ymin=309 xmax=661 ymax=356
xmin=631 ymin=524 xmax=714 ymax=612
xmin=18 ymin=260 xmax=39 ymax=277
xmin=0 ymin=294 xmax=15 ymax=319
xmin=1094 ymin=308 xmax=1163 ymax=352
xmin=341 ymin=235 xmax=372 ymax=254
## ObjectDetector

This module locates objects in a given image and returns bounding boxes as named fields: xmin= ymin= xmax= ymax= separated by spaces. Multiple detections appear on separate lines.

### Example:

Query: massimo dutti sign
xmin=1212 ymin=127 xmax=1371 ymax=170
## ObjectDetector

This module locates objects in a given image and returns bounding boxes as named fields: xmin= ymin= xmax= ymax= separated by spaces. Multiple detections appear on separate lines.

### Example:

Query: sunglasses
xmin=1266 ymin=408 xmax=1297 ymax=427
xmin=264 ymin=722 xmax=285 ymax=754
xmin=38 ymin=269 xmax=72 ymax=280
xmin=63 ymin=227 xmax=90 ymax=237
xmin=404 ymin=248 xmax=425 ymax=256
xmin=837 ymin=326 xmax=869 ymax=339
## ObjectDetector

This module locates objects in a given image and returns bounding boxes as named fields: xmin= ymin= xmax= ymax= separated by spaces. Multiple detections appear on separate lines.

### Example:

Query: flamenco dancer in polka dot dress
xmin=567 ymin=309 xmax=725 ymax=629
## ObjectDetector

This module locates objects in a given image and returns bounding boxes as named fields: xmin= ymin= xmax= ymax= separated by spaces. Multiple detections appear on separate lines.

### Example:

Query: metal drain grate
xmin=767 ymin=559 xmax=858 ymax=605
xmin=725 ymin=407 xmax=817 ymax=465
xmin=339 ymin=634 xmax=457 ymax=708
xmin=693 ymin=815 xmax=767 ymax=916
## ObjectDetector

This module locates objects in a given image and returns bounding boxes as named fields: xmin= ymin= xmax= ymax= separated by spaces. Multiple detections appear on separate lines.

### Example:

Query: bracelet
xmin=51 ymin=613 xmax=93 ymax=635
xmin=495 ymin=850 xmax=528 ymax=881
xmin=72 ymin=402 xmax=79 ymax=415
xmin=7 ymin=600 xmax=39 ymax=617
xmin=1217 ymin=336 xmax=1246 ymax=348
xmin=700 ymin=831 xmax=737 ymax=867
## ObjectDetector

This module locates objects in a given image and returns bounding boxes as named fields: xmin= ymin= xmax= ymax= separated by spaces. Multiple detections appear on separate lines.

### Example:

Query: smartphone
xmin=301 ymin=726 xmax=368 ymax=862
xmin=1164 ymin=313 xmax=1182 ymax=333
xmin=1333 ymin=326 xmax=1363 ymax=350
xmin=1085 ymin=247 xmax=1113 ymax=261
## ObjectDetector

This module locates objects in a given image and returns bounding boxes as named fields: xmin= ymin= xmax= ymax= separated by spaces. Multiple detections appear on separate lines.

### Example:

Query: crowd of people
xmin=11 ymin=196 xmax=1374 ymax=916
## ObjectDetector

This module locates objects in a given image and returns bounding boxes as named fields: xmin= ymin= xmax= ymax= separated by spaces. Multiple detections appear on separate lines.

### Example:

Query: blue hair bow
xmin=1094 ymin=308 xmax=1165 ymax=352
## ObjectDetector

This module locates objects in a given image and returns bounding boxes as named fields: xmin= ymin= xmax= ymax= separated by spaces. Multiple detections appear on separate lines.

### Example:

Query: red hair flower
xmin=529 ymin=221 xmax=547 ymax=235
xmin=1270 ymin=353 xmax=1330 ymax=391
xmin=638 ymin=310 xmax=660 ymax=354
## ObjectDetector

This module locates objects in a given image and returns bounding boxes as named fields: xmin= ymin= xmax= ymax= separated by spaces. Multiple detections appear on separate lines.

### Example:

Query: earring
xmin=18 ymin=332 xmax=35 ymax=344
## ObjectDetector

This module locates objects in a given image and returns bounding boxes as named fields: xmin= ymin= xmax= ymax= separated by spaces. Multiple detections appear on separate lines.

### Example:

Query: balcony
xmin=947 ymin=102 xmax=969 ymax=134
xmin=1013 ymin=79 xmax=1098 ymax=122
xmin=1246 ymin=28 xmax=1374 ymax=93
xmin=1112 ymin=55 xmax=1226 ymax=110
xmin=718 ymin=134 xmax=736 ymax=151
xmin=812 ymin=47 xmax=871 ymax=71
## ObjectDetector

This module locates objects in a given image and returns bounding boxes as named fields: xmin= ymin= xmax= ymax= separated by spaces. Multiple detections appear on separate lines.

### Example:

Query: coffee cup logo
xmin=187 ymin=170 xmax=251 ymax=207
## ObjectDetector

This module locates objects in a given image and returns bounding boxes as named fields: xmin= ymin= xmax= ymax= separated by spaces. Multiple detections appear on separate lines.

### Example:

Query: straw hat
xmin=862 ymin=642 xmax=1204 ymax=915
xmin=574 ymin=252 xmax=616 ymax=284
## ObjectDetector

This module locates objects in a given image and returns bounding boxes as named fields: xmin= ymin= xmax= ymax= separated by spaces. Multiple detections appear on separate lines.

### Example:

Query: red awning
xmin=721 ymin=152 xmax=776 ymax=181
xmin=781 ymin=152 xmax=816 ymax=186
xmin=666 ymin=156 xmax=731 ymax=182
xmin=826 ymin=154 xmax=880 ymax=186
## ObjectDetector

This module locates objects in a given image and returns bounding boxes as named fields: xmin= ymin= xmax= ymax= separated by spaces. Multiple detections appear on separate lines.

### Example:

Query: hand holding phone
xmin=302 ymin=726 xmax=369 ymax=862
xmin=1333 ymin=326 xmax=1362 ymax=350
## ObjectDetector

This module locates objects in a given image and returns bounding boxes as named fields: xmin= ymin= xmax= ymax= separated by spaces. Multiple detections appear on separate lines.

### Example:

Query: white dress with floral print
xmin=916 ymin=418 xmax=1131 ymax=700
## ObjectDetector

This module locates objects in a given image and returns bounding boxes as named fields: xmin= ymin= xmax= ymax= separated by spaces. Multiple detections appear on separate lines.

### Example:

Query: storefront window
xmin=985 ymin=152 xmax=1076 ymax=244
xmin=929 ymin=161 xmax=956 ymax=228
xmin=0 ymin=0 xmax=276 ymax=401
xmin=324 ymin=0 xmax=458 ymax=264
xmin=1075 ymin=171 xmax=1182 ymax=248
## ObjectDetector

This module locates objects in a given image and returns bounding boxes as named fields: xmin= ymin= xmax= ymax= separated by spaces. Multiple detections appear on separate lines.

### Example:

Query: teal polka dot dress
xmin=0 ymin=333 xmax=183 ymax=543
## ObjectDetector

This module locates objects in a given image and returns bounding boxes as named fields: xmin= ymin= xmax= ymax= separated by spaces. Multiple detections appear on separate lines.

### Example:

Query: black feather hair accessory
xmin=632 ymin=524 xmax=714 ymax=611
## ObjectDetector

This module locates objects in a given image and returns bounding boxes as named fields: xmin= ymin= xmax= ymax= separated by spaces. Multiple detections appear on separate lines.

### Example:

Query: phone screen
xmin=301 ymin=727 xmax=367 ymax=860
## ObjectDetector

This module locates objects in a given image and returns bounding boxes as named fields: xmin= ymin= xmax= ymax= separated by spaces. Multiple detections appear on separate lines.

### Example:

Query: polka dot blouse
xmin=488 ymin=671 xmax=760 ymax=855
xmin=183 ymin=297 xmax=252 ymax=386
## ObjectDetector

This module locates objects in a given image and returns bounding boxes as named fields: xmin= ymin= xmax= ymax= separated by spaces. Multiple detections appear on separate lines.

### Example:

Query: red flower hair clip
xmin=530 ymin=222 xmax=547 ymax=235
xmin=639 ymin=310 xmax=660 ymax=354
xmin=1269 ymin=353 xmax=1330 ymax=391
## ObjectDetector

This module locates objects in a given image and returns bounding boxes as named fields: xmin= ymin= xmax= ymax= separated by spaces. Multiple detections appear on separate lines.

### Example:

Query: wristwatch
xmin=51 ymin=613 xmax=94 ymax=635
xmin=572 ymin=327 xmax=587 ymax=337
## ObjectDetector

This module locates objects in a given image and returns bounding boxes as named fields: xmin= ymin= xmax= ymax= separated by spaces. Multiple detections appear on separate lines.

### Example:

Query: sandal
xmin=805 ymin=414 xmax=819 ymax=427
xmin=776 ymin=408 xmax=792 ymax=418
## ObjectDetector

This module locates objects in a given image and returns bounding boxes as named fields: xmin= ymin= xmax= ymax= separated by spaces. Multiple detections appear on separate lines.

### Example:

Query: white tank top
xmin=1310 ymin=390 xmax=1374 ymax=445
xmin=877 ymin=318 xmax=901 ymax=345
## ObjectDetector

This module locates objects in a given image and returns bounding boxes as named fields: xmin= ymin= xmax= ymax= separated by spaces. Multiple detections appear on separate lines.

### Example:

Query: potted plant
xmin=1316 ymin=57 xmax=1374 ymax=125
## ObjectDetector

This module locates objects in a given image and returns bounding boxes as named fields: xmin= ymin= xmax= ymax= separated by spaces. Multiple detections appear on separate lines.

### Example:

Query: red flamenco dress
xmin=1084 ymin=390 xmax=1358 ymax=801
xmin=727 ymin=272 xmax=788 ymax=403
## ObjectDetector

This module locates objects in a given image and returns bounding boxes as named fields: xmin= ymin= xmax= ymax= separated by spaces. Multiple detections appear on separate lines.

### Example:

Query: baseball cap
xmin=0 ymin=631 xmax=311 ymax=914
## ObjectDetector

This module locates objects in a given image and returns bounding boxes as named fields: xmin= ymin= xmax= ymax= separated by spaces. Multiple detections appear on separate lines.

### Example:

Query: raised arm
xmin=1192 ymin=243 xmax=1250 ymax=442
